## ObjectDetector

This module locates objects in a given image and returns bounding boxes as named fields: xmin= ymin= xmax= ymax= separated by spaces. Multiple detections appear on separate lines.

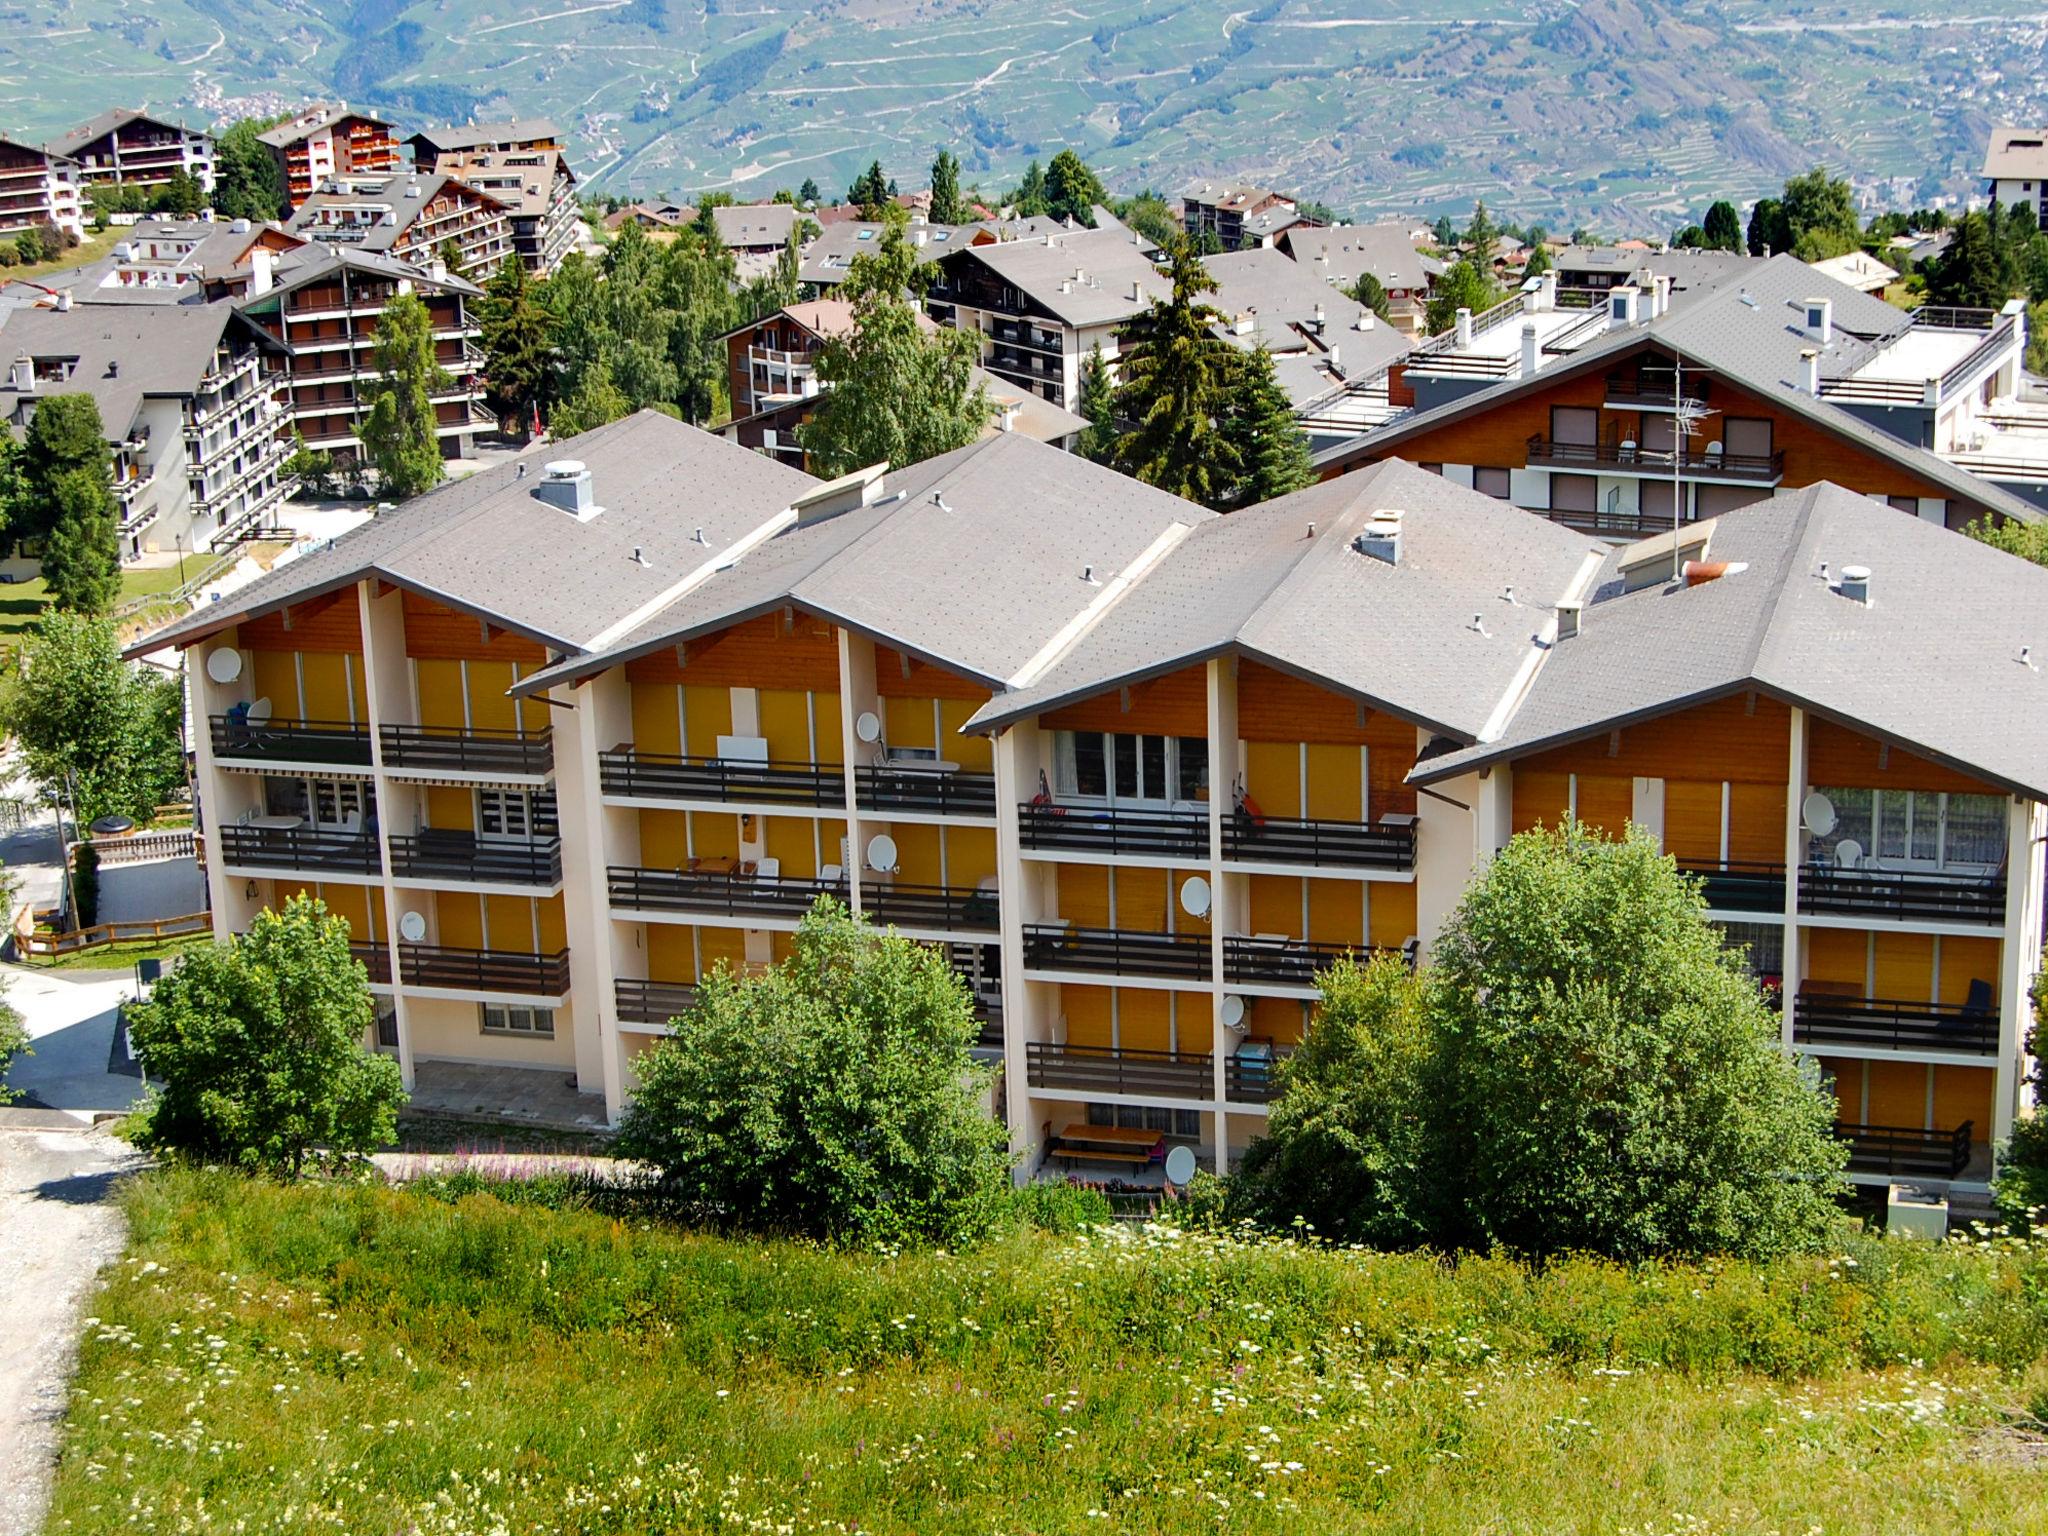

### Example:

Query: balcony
xmin=1679 ymin=861 xmax=2007 ymax=926
xmin=389 ymin=831 xmax=562 ymax=887
xmin=1837 ymin=1121 xmax=1973 ymax=1180
xmin=1022 ymin=923 xmax=1211 ymax=982
xmin=210 ymin=713 xmax=373 ymax=768
xmin=599 ymin=747 xmax=844 ymax=808
xmin=1223 ymin=935 xmax=1373 ymax=988
xmin=380 ymin=723 xmax=552 ymax=777
xmin=1018 ymin=803 xmax=1208 ymax=860
xmin=1025 ymin=1041 xmax=1212 ymax=1099
xmin=1225 ymin=1045 xmax=1296 ymax=1104
xmin=219 ymin=824 xmax=381 ymax=874
xmin=349 ymin=941 xmax=393 ymax=984
xmin=1792 ymin=990 xmax=1998 ymax=1056
xmin=861 ymin=881 xmax=999 ymax=934
xmin=1604 ymin=369 xmax=1711 ymax=411
xmin=399 ymin=943 xmax=570 ymax=997
xmin=1525 ymin=434 xmax=1784 ymax=482
xmin=855 ymin=764 xmax=998 ymax=818
xmin=615 ymin=977 xmax=698 ymax=1026
xmin=608 ymin=864 xmax=848 ymax=920
xmin=1223 ymin=812 xmax=1415 ymax=872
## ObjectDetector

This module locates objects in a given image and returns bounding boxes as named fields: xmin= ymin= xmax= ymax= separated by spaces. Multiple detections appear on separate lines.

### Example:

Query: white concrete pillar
xmin=1631 ymin=776 xmax=1665 ymax=848
xmin=1996 ymin=798 xmax=2047 ymax=1142
xmin=357 ymin=579 xmax=417 ymax=1087
xmin=1781 ymin=706 xmax=1806 ymax=1051
xmin=1206 ymin=656 xmax=1237 ymax=1172
xmin=555 ymin=672 xmax=622 ymax=1117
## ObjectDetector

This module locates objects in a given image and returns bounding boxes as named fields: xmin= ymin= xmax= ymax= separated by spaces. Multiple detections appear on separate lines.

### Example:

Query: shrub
xmin=1995 ymin=975 xmax=2048 ymax=1226
xmin=0 ymin=1003 xmax=28 ymax=1105
xmin=124 ymin=895 xmax=405 ymax=1175
xmin=1000 ymin=1179 xmax=1113 ymax=1234
xmin=616 ymin=897 xmax=1013 ymax=1248
xmin=71 ymin=840 xmax=99 ymax=929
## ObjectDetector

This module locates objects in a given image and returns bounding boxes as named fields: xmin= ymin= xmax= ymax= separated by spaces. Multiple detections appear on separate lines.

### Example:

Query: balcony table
xmin=247 ymin=814 xmax=304 ymax=831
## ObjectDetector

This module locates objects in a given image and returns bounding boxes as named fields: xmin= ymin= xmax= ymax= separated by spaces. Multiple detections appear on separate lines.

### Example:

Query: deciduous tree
xmin=213 ymin=115 xmax=289 ymax=222
xmin=357 ymin=293 xmax=449 ymax=500
xmin=1044 ymin=150 xmax=1103 ymax=227
xmin=1423 ymin=257 xmax=1499 ymax=336
xmin=929 ymin=148 xmax=965 ymax=225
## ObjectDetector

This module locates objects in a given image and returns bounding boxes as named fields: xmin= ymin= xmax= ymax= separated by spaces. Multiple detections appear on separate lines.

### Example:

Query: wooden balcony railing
xmin=607 ymin=866 xmax=847 ymax=919
xmin=614 ymin=977 xmax=698 ymax=1025
xmin=1225 ymin=1046 xmax=1296 ymax=1104
xmin=1223 ymin=812 xmax=1416 ymax=871
xmin=219 ymin=824 xmax=382 ymax=874
xmin=1679 ymin=861 xmax=2006 ymax=925
xmin=1021 ymin=923 xmax=1211 ymax=981
xmin=854 ymin=765 xmax=998 ymax=817
xmin=1837 ymin=1121 xmax=1973 ymax=1180
xmin=1017 ymin=803 xmax=1209 ymax=859
xmin=380 ymin=723 xmax=552 ymax=776
xmin=210 ymin=713 xmax=373 ymax=767
xmin=388 ymin=832 xmax=562 ymax=887
xmin=398 ymin=943 xmax=570 ymax=996
xmin=1792 ymin=993 xmax=1999 ymax=1056
xmin=349 ymin=941 xmax=393 ymax=985
xmin=1025 ymin=1041 xmax=1212 ymax=1099
xmin=1525 ymin=434 xmax=1784 ymax=481
xmin=1223 ymin=936 xmax=1378 ymax=988
xmin=861 ymin=881 xmax=1000 ymax=934
xmin=599 ymin=748 xmax=844 ymax=807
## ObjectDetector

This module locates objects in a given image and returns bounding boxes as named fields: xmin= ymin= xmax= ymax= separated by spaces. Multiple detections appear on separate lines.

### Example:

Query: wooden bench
xmin=1047 ymin=1122 xmax=1164 ymax=1167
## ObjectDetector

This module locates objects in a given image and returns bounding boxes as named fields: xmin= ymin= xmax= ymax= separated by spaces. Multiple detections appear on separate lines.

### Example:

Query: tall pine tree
xmin=1110 ymin=237 xmax=1238 ymax=506
xmin=1076 ymin=342 xmax=1116 ymax=462
xmin=929 ymin=149 xmax=965 ymax=225
xmin=478 ymin=255 xmax=557 ymax=435
xmin=1220 ymin=347 xmax=1313 ymax=510
xmin=41 ymin=468 xmax=119 ymax=614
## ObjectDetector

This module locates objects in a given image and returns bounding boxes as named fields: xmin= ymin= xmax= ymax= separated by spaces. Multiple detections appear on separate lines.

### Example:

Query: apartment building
xmin=287 ymin=173 xmax=513 ymax=280
xmin=1546 ymin=245 xmax=1754 ymax=302
xmin=48 ymin=108 xmax=215 ymax=198
xmin=136 ymin=417 xmax=2048 ymax=1195
xmin=260 ymin=109 xmax=403 ymax=211
xmin=925 ymin=226 xmax=1170 ymax=409
xmin=1276 ymin=222 xmax=1440 ymax=335
xmin=405 ymin=119 xmax=562 ymax=172
xmin=78 ymin=217 xmax=305 ymax=298
xmin=1983 ymin=126 xmax=2048 ymax=222
xmin=1316 ymin=255 xmax=2041 ymax=536
xmin=0 ymin=134 xmax=84 ymax=240
xmin=1181 ymin=181 xmax=1310 ymax=250
xmin=1 ymin=301 xmax=293 ymax=557
xmin=235 ymin=243 xmax=492 ymax=462
xmin=423 ymin=148 xmax=578 ymax=274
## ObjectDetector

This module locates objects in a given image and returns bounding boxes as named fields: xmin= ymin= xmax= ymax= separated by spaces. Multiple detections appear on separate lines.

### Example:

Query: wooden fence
xmin=17 ymin=910 xmax=212 ymax=958
xmin=72 ymin=829 xmax=196 ymax=867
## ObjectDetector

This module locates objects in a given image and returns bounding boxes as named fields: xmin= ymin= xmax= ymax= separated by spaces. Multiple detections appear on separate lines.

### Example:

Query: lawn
xmin=43 ymin=1170 xmax=2048 ymax=1534
xmin=2 ymin=224 xmax=121 ymax=284
xmin=0 ymin=564 xmax=188 ymax=651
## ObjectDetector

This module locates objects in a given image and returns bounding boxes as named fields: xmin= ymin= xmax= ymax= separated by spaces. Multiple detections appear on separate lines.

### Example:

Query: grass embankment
xmin=47 ymin=1170 xmax=2048 ymax=1534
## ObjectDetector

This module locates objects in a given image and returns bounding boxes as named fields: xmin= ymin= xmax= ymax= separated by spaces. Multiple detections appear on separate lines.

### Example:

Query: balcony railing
xmin=1223 ymin=812 xmax=1416 ymax=871
xmin=1678 ymin=861 xmax=2006 ymax=925
xmin=210 ymin=714 xmax=373 ymax=767
xmin=1837 ymin=1120 xmax=1973 ymax=1180
xmin=398 ymin=943 xmax=571 ymax=996
xmin=388 ymin=832 xmax=562 ymax=887
xmin=1543 ymin=504 xmax=1691 ymax=539
xmin=1525 ymin=434 xmax=1784 ymax=481
xmin=1225 ymin=1046 xmax=1296 ymax=1104
xmin=599 ymin=748 xmax=844 ymax=807
xmin=1025 ymin=1041 xmax=1212 ymax=1099
xmin=855 ymin=765 xmax=998 ymax=817
xmin=1793 ymin=992 xmax=1999 ymax=1056
xmin=1021 ymin=923 xmax=1211 ymax=981
xmin=1604 ymin=370 xmax=1711 ymax=410
xmin=219 ymin=824 xmax=381 ymax=874
xmin=349 ymin=941 xmax=393 ymax=985
xmin=380 ymin=723 xmax=552 ymax=776
xmin=607 ymin=865 xmax=848 ymax=919
xmin=1018 ymin=803 xmax=1209 ymax=859
xmin=1223 ymin=936 xmax=1372 ymax=988
xmin=861 ymin=881 xmax=1000 ymax=934
xmin=615 ymin=977 xmax=699 ymax=1025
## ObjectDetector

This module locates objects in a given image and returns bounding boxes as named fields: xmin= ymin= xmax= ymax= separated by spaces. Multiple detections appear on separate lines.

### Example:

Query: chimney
xmin=9 ymin=355 xmax=32 ymax=394
xmin=1352 ymin=509 xmax=1403 ymax=566
xmin=1129 ymin=279 xmax=1142 ymax=302
xmin=55 ymin=289 xmax=72 ymax=312
xmin=1520 ymin=320 xmax=1539 ymax=377
xmin=1652 ymin=272 xmax=1672 ymax=317
xmin=1804 ymin=297 xmax=1833 ymax=345
xmin=530 ymin=458 xmax=600 ymax=520
xmin=1328 ymin=343 xmax=1341 ymax=372
xmin=229 ymin=216 xmax=251 ymax=234
xmin=1454 ymin=307 xmax=1474 ymax=347
xmin=1535 ymin=270 xmax=1558 ymax=311
xmin=1554 ymin=599 xmax=1583 ymax=641
xmin=250 ymin=245 xmax=274 ymax=295
xmin=1608 ymin=286 xmax=1639 ymax=327
xmin=911 ymin=229 xmax=927 ymax=247
xmin=1799 ymin=348 xmax=1820 ymax=395
xmin=1358 ymin=308 xmax=1375 ymax=331
xmin=1311 ymin=301 xmax=1325 ymax=332
xmin=998 ymin=399 xmax=1020 ymax=432
xmin=1837 ymin=564 xmax=1872 ymax=604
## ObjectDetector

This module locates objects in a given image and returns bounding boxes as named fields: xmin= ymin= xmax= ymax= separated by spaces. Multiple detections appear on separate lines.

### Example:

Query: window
xmin=263 ymin=775 xmax=368 ymax=831
xmin=1811 ymin=788 xmax=2006 ymax=870
xmin=374 ymin=1002 xmax=398 ymax=1050
xmin=1089 ymin=1102 xmax=1201 ymax=1137
xmin=1054 ymin=732 xmax=1207 ymax=807
xmin=481 ymin=1003 xmax=553 ymax=1037
xmin=1714 ymin=921 xmax=1783 ymax=985
xmin=477 ymin=789 xmax=557 ymax=840
xmin=1550 ymin=473 xmax=1598 ymax=514
xmin=1472 ymin=466 xmax=1511 ymax=500
xmin=1550 ymin=405 xmax=1599 ymax=447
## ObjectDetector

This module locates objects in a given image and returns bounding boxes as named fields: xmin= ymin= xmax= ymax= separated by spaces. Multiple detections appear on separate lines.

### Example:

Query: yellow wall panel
xmin=1939 ymin=938 xmax=2001 ymax=1008
xmin=537 ymin=895 xmax=566 ymax=952
xmin=1116 ymin=865 xmax=1172 ymax=931
xmin=1307 ymin=878 xmax=1365 ymax=949
xmin=1369 ymin=881 xmax=1418 ymax=951
xmin=945 ymin=825 xmax=997 ymax=887
xmin=682 ymin=686 xmax=732 ymax=758
xmin=1116 ymin=988 xmax=1175 ymax=1053
xmin=414 ymin=658 xmax=465 ymax=729
xmin=1664 ymin=781 xmax=1723 ymax=862
xmin=770 ymin=931 xmax=797 ymax=964
xmin=1804 ymin=928 xmax=1866 ymax=989
xmin=820 ymin=819 xmax=849 ymax=873
xmin=630 ymin=682 xmax=680 ymax=757
xmin=645 ymin=922 xmax=697 ymax=983
xmin=764 ymin=815 xmax=822 ymax=879
xmin=252 ymin=650 xmax=299 ymax=720
xmin=1061 ymin=984 xmax=1113 ymax=1050
xmin=426 ymin=785 xmax=474 ymax=832
xmin=1248 ymin=874 xmax=1300 ymax=936
xmin=697 ymin=926 xmax=746 ymax=974
xmin=1249 ymin=995 xmax=1307 ymax=1047
xmin=1932 ymin=1066 xmax=1994 ymax=1136
xmin=1512 ymin=770 xmax=1570 ymax=834
xmin=485 ymin=895 xmax=534 ymax=952
xmin=687 ymin=811 xmax=739 ymax=862
xmin=1244 ymin=742 xmax=1300 ymax=819
xmin=466 ymin=661 xmax=518 ymax=732
xmin=315 ymin=882 xmax=371 ymax=937
xmin=434 ymin=891 xmax=483 ymax=949
xmin=1864 ymin=1060 xmax=1928 ymax=1127
xmin=938 ymin=699 xmax=991 ymax=771
xmin=1304 ymin=744 xmax=1362 ymax=822
xmin=813 ymin=691 xmax=845 ymax=765
xmin=638 ymin=809 xmax=688 ymax=867
xmin=885 ymin=696 xmax=937 ymax=751
xmin=758 ymin=689 xmax=814 ymax=763
xmin=299 ymin=652 xmax=352 ymax=722
xmin=1057 ymin=864 xmax=1110 ymax=927
xmin=1573 ymin=773 xmax=1633 ymax=837
xmin=1872 ymin=932 xmax=1935 ymax=1003
xmin=1728 ymin=783 xmax=1787 ymax=863
xmin=886 ymin=821 xmax=941 ymax=885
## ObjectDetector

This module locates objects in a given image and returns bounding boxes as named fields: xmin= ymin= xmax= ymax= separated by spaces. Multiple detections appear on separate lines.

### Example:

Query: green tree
xmin=0 ymin=1004 xmax=27 ymax=1106
xmin=1671 ymin=223 xmax=1706 ymax=249
xmin=1075 ymin=341 xmax=1116 ymax=462
xmin=1967 ymin=511 xmax=2048 ymax=567
xmin=847 ymin=160 xmax=889 ymax=216
xmin=1927 ymin=213 xmax=2009 ymax=310
xmin=615 ymin=897 xmax=1012 ymax=1247
xmin=478 ymin=253 xmax=557 ymax=434
xmin=156 ymin=169 xmax=205 ymax=218
xmin=126 ymin=895 xmax=405 ymax=1176
xmin=1428 ymin=822 xmax=1846 ymax=1261
xmin=1464 ymin=199 xmax=1499 ymax=262
xmin=1349 ymin=270 xmax=1392 ymax=321
xmin=1109 ymin=236 xmax=1237 ymax=505
xmin=1219 ymin=345 xmax=1313 ymax=508
xmin=658 ymin=228 xmax=739 ymax=423
xmin=1043 ymin=150 xmax=1104 ymax=227
xmin=1994 ymin=978 xmax=2048 ymax=1224
xmin=1012 ymin=159 xmax=1047 ymax=218
xmin=213 ymin=115 xmax=289 ymax=222
xmin=1431 ymin=214 xmax=1455 ymax=248
xmin=691 ymin=191 xmax=733 ymax=247
xmin=15 ymin=392 xmax=111 ymax=544
xmin=3 ymin=610 xmax=185 ymax=826
xmin=1703 ymin=199 xmax=1742 ymax=252
xmin=1113 ymin=191 xmax=1181 ymax=250
xmin=929 ymin=148 xmax=965 ymax=225
xmin=357 ymin=292 xmax=449 ymax=500
xmin=40 ymin=468 xmax=120 ymax=614
xmin=1423 ymin=257 xmax=1500 ymax=336
xmin=1747 ymin=196 xmax=1790 ymax=256
xmin=798 ymin=176 xmax=821 ymax=205
xmin=1779 ymin=167 xmax=1860 ymax=260
xmin=1523 ymin=241 xmax=1552 ymax=277
xmin=548 ymin=357 xmax=634 ymax=437
xmin=797 ymin=217 xmax=988 ymax=476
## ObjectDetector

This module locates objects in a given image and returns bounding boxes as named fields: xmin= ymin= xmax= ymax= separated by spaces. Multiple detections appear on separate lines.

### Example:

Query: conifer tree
xmin=1076 ymin=342 xmax=1116 ymax=462
xmin=1110 ymin=237 xmax=1237 ymax=506
xmin=478 ymin=255 xmax=557 ymax=434
xmin=1220 ymin=347 xmax=1313 ymax=509
xmin=40 ymin=469 xmax=120 ymax=614
xmin=929 ymin=149 xmax=965 ymax=225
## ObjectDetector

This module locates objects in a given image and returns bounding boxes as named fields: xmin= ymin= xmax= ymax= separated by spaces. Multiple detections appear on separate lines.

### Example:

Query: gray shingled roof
xmin=286 ymin=173 xmax=506 ymax=254
xmin=0 ymin=304 xmax=278 ymax=440
xmin=514 ymin=432 xmax=1210 ymax=697
xmin=258 ymin=109 xmax=393 ymax=150
xmin=970 ymin=461 xmax=1603 ymax=739
xmin=1279 ymin=222 xmax=1439 ymax=293
xmin=408 ymin=119 xmax=559 ymax=155
xmin=48 ymin=107 xmax=202 ymax=158
xmin=945 ymin=228 xmax=1170 ymax=327
xmin=1410 ymin=482 xmax=2048 ymax=801
xmin=1550 ymin=246 xmax=1759 ymax=292
xmin=711 ymin=202 xmax=804 ymax=251
xmin=1202 ymin=247 xmax=1386 ymax=356
xmin=240 ymin=241 xmax=485 ymax=301
xmin=127 ymin=412 xmax=819 ymax=659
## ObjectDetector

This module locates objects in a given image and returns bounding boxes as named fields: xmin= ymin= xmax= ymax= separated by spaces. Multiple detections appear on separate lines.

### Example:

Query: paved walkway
xmin=0 ymin=1121 xmax=141 ymax=1536
xmin=408 ymin=1060 xmax=610 ymax=1129
xmin=1 ymin=966 xmax=148 ymax=1117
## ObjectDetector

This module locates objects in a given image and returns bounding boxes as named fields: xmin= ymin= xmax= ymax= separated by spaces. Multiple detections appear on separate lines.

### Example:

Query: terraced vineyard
xmin=2 ymin=0 xmax=2045 ymax=231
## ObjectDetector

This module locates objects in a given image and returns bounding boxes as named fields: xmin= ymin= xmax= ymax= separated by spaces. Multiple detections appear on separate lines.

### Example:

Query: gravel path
xmin=0 ymin=1123 xmax=140 ymax=1536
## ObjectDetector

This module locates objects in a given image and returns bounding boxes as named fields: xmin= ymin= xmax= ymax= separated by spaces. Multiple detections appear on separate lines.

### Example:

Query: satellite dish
xmin=865 ymin=833 xmax=898 ymax=872
xmin=854 ymin=711 xmax=883 ymax=744
xmin=205 ymin=648 xmax=243 ymax=684
xmin=1220 ymin=994 xmax=1247 ymax=1032
xmin=1833 ymin=839 xmax=1863 ymax=871
xmin=1163 ymin=1145 xmax=1198 ymax=1186
xmin=1178 ymin=875 xmax=1211 ymax=918
xmin=398 ymin=910 xmax=427 ymax=943
xmin=246 ymin=696 xmax=273 ymax=727
xmin=1801 ymin=791 xmax=1837 ymax=838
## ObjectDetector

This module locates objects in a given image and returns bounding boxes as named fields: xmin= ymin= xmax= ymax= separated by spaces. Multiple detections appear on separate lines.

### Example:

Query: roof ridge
xmin=1235 ymin=472 xmax=1394 ymax=652
xmin=1739 ymin=484 xmax=1824 ymax=681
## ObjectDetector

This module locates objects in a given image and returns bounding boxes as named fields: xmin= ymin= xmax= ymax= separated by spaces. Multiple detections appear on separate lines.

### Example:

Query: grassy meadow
xmin=45 ymin=1169 xmax=2048 ymax=1535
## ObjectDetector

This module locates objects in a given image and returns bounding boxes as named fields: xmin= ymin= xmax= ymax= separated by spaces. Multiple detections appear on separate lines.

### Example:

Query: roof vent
xmin=1837 ymin=564 xmax=1872 ymax=604
xmin=1352 ymin=509 xmax=1403 ymax=566
xmin=1554 ymin=600 xmax=1583 ymax=641
xmin=1081 ymin=563 xmax=1099 ymax=585
xmin=631 ymin=545 xmax=648 ymax=566
xmin=9 ymin=355 xmax=32 ymax=395
xmin=531 ymin=458 xmax=600 ymax=520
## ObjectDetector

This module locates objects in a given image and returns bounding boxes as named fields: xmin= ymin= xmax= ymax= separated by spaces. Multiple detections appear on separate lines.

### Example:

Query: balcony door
xmin=1053 ymin=731 xmax=1208 ymax=813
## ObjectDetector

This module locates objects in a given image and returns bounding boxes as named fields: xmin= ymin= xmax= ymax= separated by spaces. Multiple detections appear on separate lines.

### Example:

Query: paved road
xmin=2 ymin=966 xmax=148 ymax=1118
xmin=0 ymin=1122 xmax=139 ymax=1536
